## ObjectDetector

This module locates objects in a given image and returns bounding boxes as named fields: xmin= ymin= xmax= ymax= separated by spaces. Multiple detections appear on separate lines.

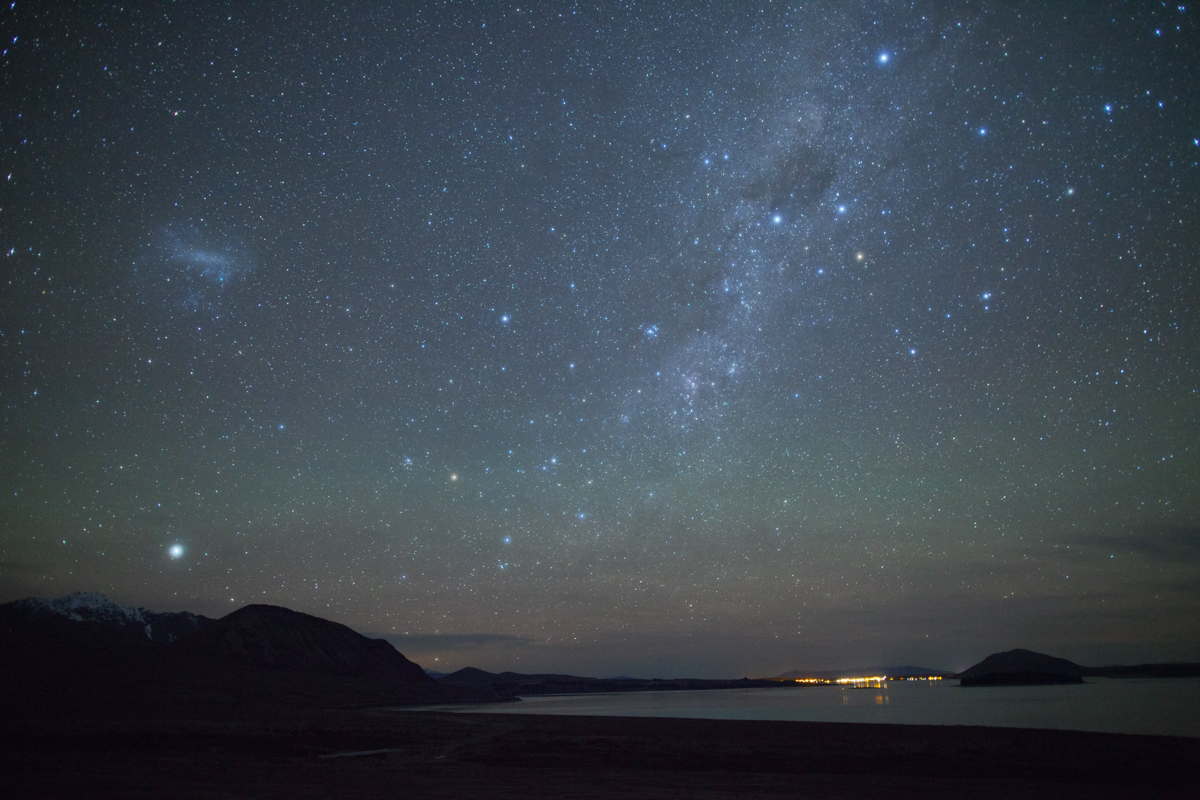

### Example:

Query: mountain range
xmin=438 ymin=666 xmax=789 ymax=696
xmin=0 ymin=591 xmax=212 ymax=645
xmin=6 ymin=593 xmax=1198 ymax=715
xmin=0 ymin=592 xmax=485 ymax=713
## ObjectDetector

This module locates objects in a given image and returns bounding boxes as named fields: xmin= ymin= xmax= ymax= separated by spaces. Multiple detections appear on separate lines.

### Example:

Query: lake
xmin=431 ymin=678 xmax=1200 ymax=738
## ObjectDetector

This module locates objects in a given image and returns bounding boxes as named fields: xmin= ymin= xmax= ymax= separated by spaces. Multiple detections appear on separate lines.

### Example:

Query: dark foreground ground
xmin=4 ymin=705 xmax=1198 ymax=799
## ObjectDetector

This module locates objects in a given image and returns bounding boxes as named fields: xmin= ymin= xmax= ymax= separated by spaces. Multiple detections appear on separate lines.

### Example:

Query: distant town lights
xmin=786 ymin=674 xmax=943 ymax=685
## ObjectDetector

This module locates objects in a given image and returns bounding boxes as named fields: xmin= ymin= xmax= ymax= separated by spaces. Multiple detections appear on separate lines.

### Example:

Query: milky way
xmin=1 ymin=1 xmax=1196 ymax=677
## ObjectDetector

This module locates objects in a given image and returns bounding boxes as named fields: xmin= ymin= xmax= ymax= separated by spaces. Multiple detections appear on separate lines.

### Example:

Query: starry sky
xmin=2 ymin=2 xmax=1198 ymax=677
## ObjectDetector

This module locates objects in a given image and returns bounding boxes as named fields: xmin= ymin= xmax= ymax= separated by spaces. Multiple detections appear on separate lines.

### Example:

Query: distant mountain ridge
xmin=10 ymin=593 xmax=1197 ymax=709
xmin=1 ymin=592 xmax=485 ymax=711
xmin=438 ymin=667 xmax=791 ymax=698
xmin=0 ymin=591 xmax=212 ymax=645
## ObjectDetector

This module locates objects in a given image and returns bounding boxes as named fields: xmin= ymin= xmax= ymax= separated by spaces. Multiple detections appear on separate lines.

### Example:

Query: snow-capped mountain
xmin=3 ymin=594 xmax=484 ymax=711
xmin=0 ymin=591 xmax=212 ymax=644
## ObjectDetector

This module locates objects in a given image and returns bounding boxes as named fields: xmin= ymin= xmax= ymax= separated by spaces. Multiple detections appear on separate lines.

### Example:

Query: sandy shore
xmin=4 ymin=705 xmax=1197 ymax=798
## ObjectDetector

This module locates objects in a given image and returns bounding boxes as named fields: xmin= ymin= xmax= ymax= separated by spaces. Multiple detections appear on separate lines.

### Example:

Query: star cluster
xmin=1 ymin=2 xmax=1197 ymax=676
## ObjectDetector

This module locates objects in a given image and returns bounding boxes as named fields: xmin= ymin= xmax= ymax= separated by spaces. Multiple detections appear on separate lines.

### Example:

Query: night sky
xmin=2 ymin=2 xmax=1198 ymax=677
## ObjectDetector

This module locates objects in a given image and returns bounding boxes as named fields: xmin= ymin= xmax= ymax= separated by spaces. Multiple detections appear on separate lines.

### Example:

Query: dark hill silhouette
xmin=177 ymin=603 xmax=430 ymax=682
xmin=1 ymin=595 xmax=489 ymax=713
xmin=443 ymin=666 xmax=513 ymax=685
xmin=956 ymin=649 xmax=1084 ymax=686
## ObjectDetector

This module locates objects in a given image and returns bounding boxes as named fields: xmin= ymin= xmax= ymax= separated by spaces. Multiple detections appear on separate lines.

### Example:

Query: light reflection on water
xmin=435 ymin=678 xmax=1200 ymax=738
xmin=840 ymin=688 xmax=889 ymax=706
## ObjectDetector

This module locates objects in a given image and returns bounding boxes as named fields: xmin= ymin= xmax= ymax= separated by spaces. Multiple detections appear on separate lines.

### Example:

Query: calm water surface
xmin=433 ymin=678 xmax=1200 ymax=738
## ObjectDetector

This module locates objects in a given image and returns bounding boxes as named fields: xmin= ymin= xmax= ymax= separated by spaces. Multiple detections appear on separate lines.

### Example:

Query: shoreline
xmin=5 ymin=706 xmax=1197 ymax=799
xmin=395 ymin=678 xmax=1200 ymax=740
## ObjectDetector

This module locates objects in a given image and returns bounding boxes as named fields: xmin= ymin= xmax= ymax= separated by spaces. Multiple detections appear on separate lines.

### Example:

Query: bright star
xmin=169 ymin=544 xmax=184 ymax=559
xmin=772 ymin=214 xmax=782 ymax=225
xmin=878 ymin=52 xmax=889 ymax=64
